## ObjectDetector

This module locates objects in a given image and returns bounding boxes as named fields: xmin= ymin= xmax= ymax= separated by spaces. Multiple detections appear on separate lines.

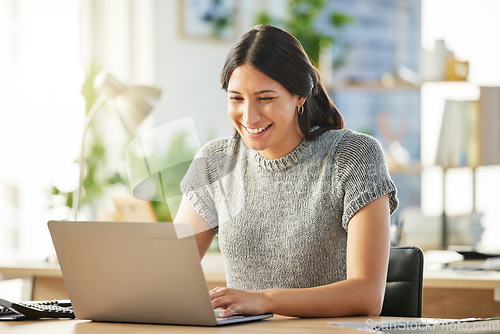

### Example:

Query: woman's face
xmin=227 ymin=63 xmax=305 ymax=160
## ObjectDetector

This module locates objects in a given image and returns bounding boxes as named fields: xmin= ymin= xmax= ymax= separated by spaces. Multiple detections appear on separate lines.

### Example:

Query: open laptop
xmin=47 ymin=220 xmax=273 ymax=326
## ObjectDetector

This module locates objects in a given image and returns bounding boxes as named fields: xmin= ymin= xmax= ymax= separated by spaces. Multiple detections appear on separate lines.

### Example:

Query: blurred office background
xmin=0 ymin=0 xmax=499 ymax=268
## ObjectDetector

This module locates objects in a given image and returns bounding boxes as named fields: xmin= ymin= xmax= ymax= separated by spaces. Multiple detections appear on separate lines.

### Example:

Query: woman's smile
xmin=243 ymin=124 xmax=272 ymax=135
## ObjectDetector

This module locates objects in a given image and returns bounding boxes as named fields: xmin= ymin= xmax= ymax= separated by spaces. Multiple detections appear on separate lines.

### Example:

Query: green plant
xmin=256 ymin=0 xmax=354 ymax=66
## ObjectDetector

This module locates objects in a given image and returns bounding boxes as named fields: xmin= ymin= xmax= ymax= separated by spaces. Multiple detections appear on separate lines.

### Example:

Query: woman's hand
xmin=210 ymin=287 xmax=271 ymax=317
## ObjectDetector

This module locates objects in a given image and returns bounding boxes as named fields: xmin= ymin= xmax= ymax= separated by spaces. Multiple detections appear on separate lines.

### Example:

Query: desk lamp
xmin=73 ymin=71 xmax=161 ymax=220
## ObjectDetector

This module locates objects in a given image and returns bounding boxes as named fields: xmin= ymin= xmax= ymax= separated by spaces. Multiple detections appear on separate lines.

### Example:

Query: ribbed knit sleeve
xmin=180 ymin=138 xmax=237 ymax=233
xmin=332 ymin=131 xmax=398 ymax=230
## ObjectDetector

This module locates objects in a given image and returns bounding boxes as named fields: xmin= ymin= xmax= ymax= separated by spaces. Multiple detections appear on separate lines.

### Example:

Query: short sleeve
xmin=180 ymin=142 xmax=220 ymax=233
xmin=332 ymin=132 xmax=399 ymax=230
xmin=180 ymin=138 xmax=238 ymax=234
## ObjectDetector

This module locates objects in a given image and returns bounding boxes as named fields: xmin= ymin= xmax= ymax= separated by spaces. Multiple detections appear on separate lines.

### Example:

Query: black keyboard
xmin=0 ymin=298 xmax=75 ymax=320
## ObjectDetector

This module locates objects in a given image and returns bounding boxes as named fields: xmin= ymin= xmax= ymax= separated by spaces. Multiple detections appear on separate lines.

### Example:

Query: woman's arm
xmin=210 ymin=194 xmax=391 ymax=317
xmin=173 ymin=196 xmax=215 ymax=259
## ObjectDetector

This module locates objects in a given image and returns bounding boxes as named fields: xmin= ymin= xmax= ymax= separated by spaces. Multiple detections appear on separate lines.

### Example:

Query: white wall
xmin=151 ymin=0 xmax=236 ymax=143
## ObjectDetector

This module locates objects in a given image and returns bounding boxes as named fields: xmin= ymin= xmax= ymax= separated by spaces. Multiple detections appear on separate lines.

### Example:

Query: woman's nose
xmin=243 ymin=103 xmax=261 ymax=124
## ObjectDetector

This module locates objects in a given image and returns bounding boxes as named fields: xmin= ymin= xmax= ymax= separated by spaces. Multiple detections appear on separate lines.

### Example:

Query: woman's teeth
xmin=248 ymin=125 xmax=270 ymax=134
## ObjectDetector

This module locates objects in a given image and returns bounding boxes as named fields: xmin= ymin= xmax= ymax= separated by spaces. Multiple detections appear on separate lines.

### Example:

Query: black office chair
xmin=380 ymin=246 xmax=424 ymax=317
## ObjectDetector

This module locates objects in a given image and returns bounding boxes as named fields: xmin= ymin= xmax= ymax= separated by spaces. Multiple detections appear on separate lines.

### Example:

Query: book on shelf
xmin=434 ymin=99 xmax=479 ymax=168
xmin=434 ymin=86 xmax=500 ymax=168
xmin=479 ymin=87 xmax=500 ymax=166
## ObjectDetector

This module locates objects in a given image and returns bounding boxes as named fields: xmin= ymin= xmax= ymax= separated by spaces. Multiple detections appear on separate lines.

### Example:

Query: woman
xmin=174 ymin=24 xmax=398 ymax=318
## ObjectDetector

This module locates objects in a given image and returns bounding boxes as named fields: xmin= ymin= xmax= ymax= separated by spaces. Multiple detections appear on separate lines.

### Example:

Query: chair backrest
xmin=380 ymin=246 xmax=424 ymax=317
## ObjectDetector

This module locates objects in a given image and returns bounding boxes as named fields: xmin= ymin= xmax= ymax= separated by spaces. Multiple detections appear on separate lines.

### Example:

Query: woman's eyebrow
xmin=255 ymin=89 xmax=278 ymax=95
xmin=228 ymin=89 xmax=278 ymax=95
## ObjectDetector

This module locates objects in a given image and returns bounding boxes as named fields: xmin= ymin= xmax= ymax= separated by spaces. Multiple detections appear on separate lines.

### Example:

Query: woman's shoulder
xmin=314 ymin=128 xmax=384 ymax=161
xmin=193 ymin=136 xmax=245 ymax=172
xmin=314 ymin=128 xmax=378 ymax=149
xmin=322 ymin=128 xmax=381 ymax=148
xmin=318 ymin=128 xmax=376 ymax=143
xmin=183 ymin=136 xmax=241 ymax=190
xmin=197 ymin=136 xmax=241 ymax=156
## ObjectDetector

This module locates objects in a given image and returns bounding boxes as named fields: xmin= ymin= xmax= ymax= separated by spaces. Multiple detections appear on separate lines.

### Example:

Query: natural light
xmin=0 ymin=0 xmax=83 ymax=261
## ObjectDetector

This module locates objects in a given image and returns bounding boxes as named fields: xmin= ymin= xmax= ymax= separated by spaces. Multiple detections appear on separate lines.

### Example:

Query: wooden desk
xmin=0 ymin=316 xmax=391 ymax=334
xmin=423 ymin=268 xmax=500 ymax=318
xmin=0 ymin=260 xmax=65 ymax=300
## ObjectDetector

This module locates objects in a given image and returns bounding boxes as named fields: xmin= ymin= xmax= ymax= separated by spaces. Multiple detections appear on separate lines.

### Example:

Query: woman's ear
xmin=296 ymin=96 xmax=307 ymax=107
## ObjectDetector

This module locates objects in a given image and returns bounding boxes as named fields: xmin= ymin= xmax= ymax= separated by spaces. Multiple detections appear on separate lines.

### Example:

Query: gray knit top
xmin=180 ymin=129 xmax=398 ymax=290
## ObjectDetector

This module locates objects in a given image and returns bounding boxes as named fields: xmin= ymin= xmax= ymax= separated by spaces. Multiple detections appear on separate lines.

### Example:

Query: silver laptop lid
xmin=48 ymin=221 xmax=219 ymax=326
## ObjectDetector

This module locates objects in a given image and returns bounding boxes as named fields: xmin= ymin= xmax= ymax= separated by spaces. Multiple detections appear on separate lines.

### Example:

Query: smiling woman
xmin=174 ymin=24 xmax=399 ymax=319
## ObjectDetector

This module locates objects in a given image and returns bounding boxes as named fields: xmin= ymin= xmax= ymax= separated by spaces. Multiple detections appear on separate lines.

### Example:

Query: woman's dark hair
xmin=221 ymin=24 xmax=343 ymax=140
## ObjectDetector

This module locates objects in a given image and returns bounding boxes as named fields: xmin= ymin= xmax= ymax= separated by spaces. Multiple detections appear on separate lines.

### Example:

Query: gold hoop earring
xmin=297 ymin=105 xmax=304 ymax=115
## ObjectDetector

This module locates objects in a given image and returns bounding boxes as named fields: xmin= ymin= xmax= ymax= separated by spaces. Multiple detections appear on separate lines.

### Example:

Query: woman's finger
xmin=209 ymin=286 xmax=226 ymax=294
xmin=209 ymin=287 xmax=235 ymax=300
xmin=211 ymin=293 xmax=236 ymax=309
xmin=218 ymin=304 xmax=244 ymax=318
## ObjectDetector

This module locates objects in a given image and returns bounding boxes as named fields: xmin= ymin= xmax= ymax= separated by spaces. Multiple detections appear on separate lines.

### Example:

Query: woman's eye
xmin=229 ymin=96 xmax=243 ymax=101
xmin=259 ymin=97 xmax=274 ymax=101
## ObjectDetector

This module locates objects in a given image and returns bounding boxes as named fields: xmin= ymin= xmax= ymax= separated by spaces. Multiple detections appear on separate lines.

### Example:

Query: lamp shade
xmin=94 ymin=71 xmax=162 ymax=133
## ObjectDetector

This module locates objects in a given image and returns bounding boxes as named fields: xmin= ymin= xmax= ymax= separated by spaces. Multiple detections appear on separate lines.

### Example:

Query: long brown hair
xmin=221 ymin=24 xmax=343 ymax=140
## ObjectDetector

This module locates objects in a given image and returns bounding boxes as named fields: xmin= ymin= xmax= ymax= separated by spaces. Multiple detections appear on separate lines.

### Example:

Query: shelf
xmin=328 ymin=80 xmax=476 ymax=92
xmin=328 ymin=80 xmax=421 ymax=91
xmin=388 ymin=163 xmax=422 ymax=174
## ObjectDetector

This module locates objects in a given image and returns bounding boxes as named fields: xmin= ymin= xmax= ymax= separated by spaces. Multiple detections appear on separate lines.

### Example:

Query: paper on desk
xmin=329 ymin=318 xmax=457 ymax=332
xmin=328 ymin=320 xmax=377 ymax=332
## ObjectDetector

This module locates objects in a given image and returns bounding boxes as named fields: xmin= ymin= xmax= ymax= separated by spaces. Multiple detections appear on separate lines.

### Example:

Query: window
xmin=0 ymin=0 xmax=83 ymax=260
